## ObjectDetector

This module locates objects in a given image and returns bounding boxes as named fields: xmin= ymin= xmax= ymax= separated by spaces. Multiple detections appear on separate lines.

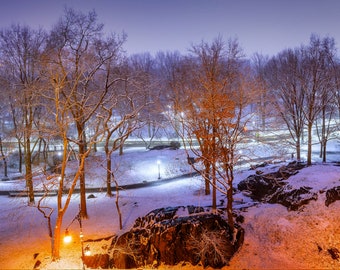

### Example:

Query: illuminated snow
xmin=0 ymin=142 xmax=340 ymax=269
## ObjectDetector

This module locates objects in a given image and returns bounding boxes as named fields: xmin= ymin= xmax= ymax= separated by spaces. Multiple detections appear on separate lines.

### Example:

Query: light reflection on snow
xmin=0 ymin=141 xmax=340 ymax=268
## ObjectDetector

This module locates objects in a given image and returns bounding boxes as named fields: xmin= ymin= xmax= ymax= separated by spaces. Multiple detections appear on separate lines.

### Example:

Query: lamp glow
xmin=63 ymin=229 xmax=72 ymax=244
xmin=157 ymin=160 xmax=161 ymax=179
xmin=84 ymin=245 xmax=91 ymax=256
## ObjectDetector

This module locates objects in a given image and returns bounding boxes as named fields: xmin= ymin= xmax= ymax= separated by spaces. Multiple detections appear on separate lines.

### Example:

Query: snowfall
xmin=0 ymin=139 xmax=340 ymax=269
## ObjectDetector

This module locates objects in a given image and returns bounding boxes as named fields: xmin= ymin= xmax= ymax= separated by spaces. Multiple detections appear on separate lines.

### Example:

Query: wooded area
xmin=0 ymin=8 xmax=339 ymax=261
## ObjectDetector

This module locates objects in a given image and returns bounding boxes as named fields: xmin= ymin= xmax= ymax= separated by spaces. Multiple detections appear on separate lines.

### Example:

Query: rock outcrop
xmin=110 ymin=206 xmax=244 ymax=269
xmin=268 ymin=185 xmax=317 ymax=210
xmin=325 ymin=186 xmax=340 ymax=206
xmin=238 ymin=161 xmax=318 ymax=210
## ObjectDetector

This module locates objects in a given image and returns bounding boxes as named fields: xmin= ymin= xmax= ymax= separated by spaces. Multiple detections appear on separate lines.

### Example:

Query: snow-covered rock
xmin=238 ymin=161 xmax=318 ymax=210
xmin=110 ymin=206 xmax=244 ymax=269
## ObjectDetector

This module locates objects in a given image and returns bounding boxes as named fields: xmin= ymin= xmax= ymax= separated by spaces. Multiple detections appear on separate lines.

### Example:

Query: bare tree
xmin=47 ymin=8 xmax=126 ymax=218
xmin=251 ymin=53 xmax=273 ymax=131
xmin=313 ymin=38 xmax=338 ymax=162
xmin=0 ymin=24 xmax=47 ymax=204
xmin=34 ymin=7 xmax=126 ymax=259
xmin=156 ymin=51 xmax=188 ymax=138
xmin=41 ymin=74 xmax=97 ymax=261
xmin=0 ymin=137 xmax=8 ymax=178
xmin=265 ymin=48 xmax=306 ymax=161
xmin=334 ymin=63 xmax=340 ymax=122
xmin=314 ymin=90 xmax=337 ymax=162
xmin=174 ymin=37 xmax=254 ymax=233
xmin=301 ymin=35 xmax=337 ymax=165
xmin=156 ymin=51 xmax=213 ymax=191
xmin=99 ymin=59 xmax=146 ymax=197
xmin=265 ymin=35 xmax=337 ymax=164
xmin=0 ymin=77 xmax=10 ymax=178
xmin=128 ymin=53 xmax=167 ymax=148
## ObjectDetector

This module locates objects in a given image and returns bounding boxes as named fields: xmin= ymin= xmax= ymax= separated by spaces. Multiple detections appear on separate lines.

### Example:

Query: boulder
xmin=83 ymin=254 xmax=110 ymax=269
xmin=325 ymin=186 xmax=340 ymax=206
xmin=238 ymin=162 xmax=317 ymax=210
xmin=269 ymin=185 xmax=317 ymax=211
xmin=110 ymin=206 xmax=244 ymax=269
xmin=237 ymin=173 xmax=284 ymax=201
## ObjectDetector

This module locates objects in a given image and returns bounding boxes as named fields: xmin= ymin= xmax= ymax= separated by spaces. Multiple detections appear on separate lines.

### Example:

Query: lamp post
xmin=78 ymin=211 xmax=85 ymax=261
xmin=157 ymin=160 xmax=161 ymax=179
xmin=63 ymin=205 xmax=90 ymax=269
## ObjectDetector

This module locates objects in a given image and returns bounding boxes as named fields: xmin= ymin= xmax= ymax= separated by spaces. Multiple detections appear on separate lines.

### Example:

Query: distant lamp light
xmin=84 ymin=245 xmax=91 ymax=256
xmin=157 ymin=160 xmax=161 ymax=179
xmin=63 ymin=229 xmax=72 ymax=244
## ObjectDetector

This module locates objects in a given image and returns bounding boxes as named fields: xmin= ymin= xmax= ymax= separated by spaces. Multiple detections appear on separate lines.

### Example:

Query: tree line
xmin=0 ymin=7 xmax=339 ymax=261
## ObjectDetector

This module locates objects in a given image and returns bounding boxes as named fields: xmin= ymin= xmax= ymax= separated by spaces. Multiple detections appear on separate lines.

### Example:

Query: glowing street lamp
xmin=63 ymin=205 xmax=90 ymax=269
xmin=157 ymin=160 xmax=161 ymax=179
xmin=63 ymin=229 xmax=72 ymax=244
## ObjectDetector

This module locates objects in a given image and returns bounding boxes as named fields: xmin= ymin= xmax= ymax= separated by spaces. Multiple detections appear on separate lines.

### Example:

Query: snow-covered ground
xmin=0 ymin=141 xmax=340 ymax=269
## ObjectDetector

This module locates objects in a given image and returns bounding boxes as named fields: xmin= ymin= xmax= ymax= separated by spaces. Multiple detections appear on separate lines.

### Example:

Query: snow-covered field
xmin=0 ymin=142 xmax=340 ymax=269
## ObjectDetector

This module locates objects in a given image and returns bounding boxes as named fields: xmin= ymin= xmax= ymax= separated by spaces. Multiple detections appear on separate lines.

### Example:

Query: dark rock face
xmin=83 ymin=254 xmax=110 ymax=269
xmin=110 ymin=206 xmax=244 ymax=269
xmin=268 ymin=185 xmax=317 ymax=211
xmin=328 ymin=247 xmax=340 ymax=260
xmin=237 ymin=173 xmax=285 ymax=201
xmin=238 ymin=161 xmax=318 ymax=210
xmin=325 ymin=186 xmax=340 ymax=206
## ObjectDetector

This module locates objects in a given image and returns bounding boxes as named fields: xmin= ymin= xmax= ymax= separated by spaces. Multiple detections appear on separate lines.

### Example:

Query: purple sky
xmin=0 ymin=0 xmax=339 ymax=57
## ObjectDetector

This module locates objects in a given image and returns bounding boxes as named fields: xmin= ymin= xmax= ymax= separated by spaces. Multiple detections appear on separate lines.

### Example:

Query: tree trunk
xmin=78 ymin=140 xmax=88 ymax=219
xmin=227 ymin=177 xmax=234 ymax=232
xmin=79 ymin=155 xmax=87 ymax=219
xmin=322 ymin=140 xmax=327 ymax=162
xmin=52 ymin=158 xmax=67 ymax=257
xmin=52 ymin=212 xmax=63 ymax=260
xmin=261 ymin=99 xmax=266 ymax=131
xmin=18 ymin=139 xmax=23 ymax=173
xmin=212 ymin=165 xmax=217 ymax=211
xmin=320 ymin=141 xmax=323 ymax=158
xmin=43 ymin=139 xmax=48 ymax=164
xmin=36 ymin=138 xmax=42 ymax=164
xmin=113 ymin=175 xmax=123 ymax=230
xmin=0 ymin=137 xmax=8 ymax=177
xmin=204 ymin=161 xmax=210 ymax=195
xmin=119 ymin=143 xmax=124 ymax=156
xmin=106 ymin=157 xmax=112 ymax=196
xmin=78 ymin=124 xmax=88 ymax=219
xmin=321 ymin=106 xmax=327 ymax=161
xmin=25 ymin=137 xmax=35 ymax=205
xmin=307 ymin=122 xmax=313 ymax=166
xmin=296 ymin=138 xmax=301 ymax=161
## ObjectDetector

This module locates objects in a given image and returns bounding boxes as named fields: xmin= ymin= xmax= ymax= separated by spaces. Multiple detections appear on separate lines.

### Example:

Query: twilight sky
xmin=0 ymin=0 xmax=339 ymax=57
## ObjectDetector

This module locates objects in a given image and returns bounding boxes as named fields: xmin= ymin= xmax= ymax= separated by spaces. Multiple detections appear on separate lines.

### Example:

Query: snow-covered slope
xmin=0 ymin=147 xmax=340 ymax=269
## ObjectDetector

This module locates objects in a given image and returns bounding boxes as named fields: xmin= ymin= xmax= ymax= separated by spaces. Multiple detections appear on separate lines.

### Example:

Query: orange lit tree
xmin=174 ymin=37 xmax=254 ymax=234
xmin=41 ymin=8 xmax=126 ymax=260
xmin=47 ymin=8 xmax=126 ymax=218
